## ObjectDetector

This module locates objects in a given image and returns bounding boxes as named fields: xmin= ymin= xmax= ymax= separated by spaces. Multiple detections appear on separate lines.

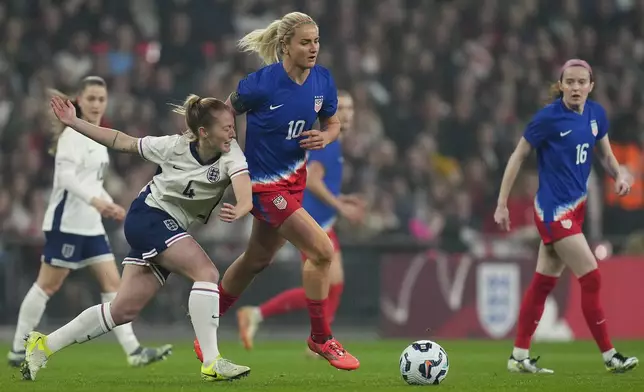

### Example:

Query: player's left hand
xmin=219 ymin=203 xmax=241 ymax=222
xmin=299 ymin=130 xmax=326 ymax=150
xmin=615 ymin=174 xmax=632 ymax=197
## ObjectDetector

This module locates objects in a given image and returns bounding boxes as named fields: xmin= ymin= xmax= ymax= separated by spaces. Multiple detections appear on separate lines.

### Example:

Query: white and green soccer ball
xmin=399 ymin=340 xmax=449 ymax=385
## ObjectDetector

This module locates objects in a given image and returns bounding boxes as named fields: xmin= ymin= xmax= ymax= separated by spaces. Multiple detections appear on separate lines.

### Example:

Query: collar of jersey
xmin=190 ymin=141 xmax=220 ymax=166
xmin=557 ymin=97 xmax=585 ymax=115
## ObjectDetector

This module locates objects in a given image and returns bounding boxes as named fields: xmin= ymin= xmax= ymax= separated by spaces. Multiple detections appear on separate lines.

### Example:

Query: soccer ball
xmin=399 ymin=340 xmax=449 ymax=385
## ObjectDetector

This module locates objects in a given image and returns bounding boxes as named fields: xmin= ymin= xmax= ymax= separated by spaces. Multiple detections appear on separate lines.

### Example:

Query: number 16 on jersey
xmin=576 ymin=143 xmax=589 ymax=165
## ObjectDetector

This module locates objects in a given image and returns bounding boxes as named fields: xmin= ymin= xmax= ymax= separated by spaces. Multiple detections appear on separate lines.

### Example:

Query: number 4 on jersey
xmin=183 ymin=180 xmax=196 ymax=199
xmin=576 ymin=143 xmax=589 ymax=165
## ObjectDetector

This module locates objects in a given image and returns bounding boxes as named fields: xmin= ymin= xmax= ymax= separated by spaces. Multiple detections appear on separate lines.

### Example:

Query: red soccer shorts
xmin=534 ymin=201 xmax=586 ymax=245
xmin=251 ymin=189 xmax=304 ymax=228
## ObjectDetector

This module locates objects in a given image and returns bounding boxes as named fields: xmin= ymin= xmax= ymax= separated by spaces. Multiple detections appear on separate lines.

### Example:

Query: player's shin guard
xmin=513 ymin=273 xmax=558 ymax=355
xmin=189 ymin=282 xmax=221 ymax=366
xmin=579 ymin=269 xmax=613 ymax=352
xmin=12 ymin=283 xmax=49 ymax=353
xmin=101 ymin=292 xmax=141 ymax=355
xmin=326 ymin=283 xmax=344 ymax=324
xmin=47 ymin=303 xmax=116 ymax=353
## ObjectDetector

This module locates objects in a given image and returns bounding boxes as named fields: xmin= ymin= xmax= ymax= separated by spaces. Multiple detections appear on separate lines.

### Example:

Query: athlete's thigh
xmin=278 ymin=209 xmax=333 ymax=261
xmin=244 ymin=216 xmax=287 ymax=261
xmin=87 ymin=259 xmax=121 ymax=292
xmin=328 ymin=250 xmax=344 ymax=284
xmin=535 ymin=241 xmax=565 ymax=277
xmin=111 ymin=264 xmax=161 ymax=318
xmin=552 ymin=233 xmax=597 ymax=277
xmin=154 ymin=236 xmax=218 ymax=282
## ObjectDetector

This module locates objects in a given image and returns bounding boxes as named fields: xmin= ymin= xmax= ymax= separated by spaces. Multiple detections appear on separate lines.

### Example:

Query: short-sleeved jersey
xmin=302 ymin=140 xmax=343 ymax=230
xmin=137 ymin=135 xmax=248 ymax=230
xmin=524 ymin=98 xmax=608 ymax=222
xmin=234 ymin=63 xmax=338 ymax=193
xmin=43 ymin=127 xmax=110 ymax=235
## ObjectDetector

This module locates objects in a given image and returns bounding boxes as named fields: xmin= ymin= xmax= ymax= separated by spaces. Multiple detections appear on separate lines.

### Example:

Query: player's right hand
xmin=91 ymin=198 xmax=126 ymax=221
xmin=339 ymin=201 xmax=365 ymax=225
xmin=494 ymin=204 xmax=511 ymax=231
xmin=50 ymin=95 xmax=77 ymax=127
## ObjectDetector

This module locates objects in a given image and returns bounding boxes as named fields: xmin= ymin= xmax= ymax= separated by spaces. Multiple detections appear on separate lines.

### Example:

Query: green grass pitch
xmin=1 ymin=340 xmax=642 ymax=391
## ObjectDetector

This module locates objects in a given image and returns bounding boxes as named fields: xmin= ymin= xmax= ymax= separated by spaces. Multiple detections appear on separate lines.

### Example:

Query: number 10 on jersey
xmin=576 ymin=143 xmax=589 ymax=165
xmin=286 ymin=120 xmax=306 ymax=140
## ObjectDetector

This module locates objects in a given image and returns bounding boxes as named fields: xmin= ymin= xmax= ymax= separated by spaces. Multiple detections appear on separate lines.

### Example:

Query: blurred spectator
xmin=1 ymin=0 xmax=644 ymax=253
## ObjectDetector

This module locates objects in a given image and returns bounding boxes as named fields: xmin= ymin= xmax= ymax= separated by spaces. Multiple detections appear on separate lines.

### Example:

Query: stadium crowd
xmin=2 ymin=0 xmax=644 ymax=253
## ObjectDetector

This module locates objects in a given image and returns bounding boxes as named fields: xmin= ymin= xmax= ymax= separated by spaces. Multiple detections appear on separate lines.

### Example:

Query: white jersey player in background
xmin=21 ymin=94 xmax=252 ymax=382
xmin=8 ymin=76 xmax=171 ymax=368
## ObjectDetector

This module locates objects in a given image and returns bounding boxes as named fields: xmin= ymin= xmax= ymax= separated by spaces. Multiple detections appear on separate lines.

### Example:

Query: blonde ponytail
xmin=237 ymin=12 xmax=317 ymax=65
xmin=238 ymin=20 xmax=282 ymax=65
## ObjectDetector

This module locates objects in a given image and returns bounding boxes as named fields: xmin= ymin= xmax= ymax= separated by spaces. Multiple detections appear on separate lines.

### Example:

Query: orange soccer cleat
xmin=306 ymin=336 xmax=360 ymax=371
xmin=194 ymin=338 xmax=203 ymax=363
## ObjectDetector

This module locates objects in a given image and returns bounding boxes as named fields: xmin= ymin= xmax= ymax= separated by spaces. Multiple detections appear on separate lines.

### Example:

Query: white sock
xmin=602 ymin=348 xmax=617 ymax=362
xmin=47 ymin=303 xmax=116 ymax=353
xmin=189 ymin=282 xmax=221 ymax=366
xmin=12 ymin=283 xmax=50 ymax=352
xmin=512 ymin=347 xmax=529 ymax=361
xmin=101 ymin=292 xmax=141 ymax=355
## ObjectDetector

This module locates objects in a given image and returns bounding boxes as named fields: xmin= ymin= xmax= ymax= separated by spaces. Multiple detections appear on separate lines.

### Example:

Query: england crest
xmin=207 ymin=165 xmax=220 ymax=183
xmin=164 ymin=219 xmax=179 ymax=231
xmin=590 ymin=119 xmax=598 ymax=137
xmin=476 ymin=263 xmax=520 ymax=339
xmin=272 ymin=195 xmax=287 ymax=210
xmin=314 ymin=95 xmax=324 ymax=113
xmin=61 ymin=244 xmax=75 ymax=259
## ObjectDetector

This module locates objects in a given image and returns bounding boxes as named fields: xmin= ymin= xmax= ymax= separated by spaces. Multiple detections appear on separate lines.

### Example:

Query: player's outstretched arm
xmin=219 ymin=173 xmax=253 ymax=223
xmin=306 ymin=161 xmax=364 ymax=224
xmin=50 ymin=96 xmax=138 ymax=154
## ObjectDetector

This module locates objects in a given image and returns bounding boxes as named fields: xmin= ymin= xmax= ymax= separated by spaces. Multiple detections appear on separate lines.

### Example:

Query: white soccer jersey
xmin=137 ymin=135 xmax=249 ymax=229
xmin=42 ymin=127 xmax=111 ymax=235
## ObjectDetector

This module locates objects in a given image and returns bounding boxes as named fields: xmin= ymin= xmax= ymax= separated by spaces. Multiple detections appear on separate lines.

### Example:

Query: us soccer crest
xmin=207 ymin=165 xmax=220 ymax=183
xmin=314 ymin=95 xmax=324 ymax=113
xmin=61 ymin=244 xmax=75 ymax=259
xmin=590 ymin=119 xmax=598 ymax=137
xmin=476 ymin=263 xmax=520 ymax=339
xmin=272 ymin=195 xmax=287 ymax=210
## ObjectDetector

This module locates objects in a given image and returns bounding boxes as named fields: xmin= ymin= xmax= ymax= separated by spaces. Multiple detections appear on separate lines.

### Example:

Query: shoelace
xmin=325 ymin=340 xmax=346 ymax=358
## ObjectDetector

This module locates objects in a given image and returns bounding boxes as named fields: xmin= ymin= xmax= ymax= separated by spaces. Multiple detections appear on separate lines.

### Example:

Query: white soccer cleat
xmin=605 ymin=353 xmax=638 ymax=373
xmin=127 ymin=345 xmax=173 ymax=367
xmin=201 ymin=357 xmax=251 ymax=381
xmin=21 ymin=332 xmax=52 ymax=381
xmin=507 ymin=355 xmax=554 ymax=374
xmin=237 ymin=306 xmax=262 ymax=351
xmin=7 ymin=350 xmax=25 ymax=367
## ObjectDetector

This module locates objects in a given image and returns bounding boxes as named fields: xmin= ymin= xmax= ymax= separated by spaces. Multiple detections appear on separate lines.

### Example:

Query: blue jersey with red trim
xmin=524 ymin=98 xmax=608 ymax=222
xmin=234 ymin=63 xmax=338 ymax=193
xmin=303 ymin=140 xmax=343 ymax=230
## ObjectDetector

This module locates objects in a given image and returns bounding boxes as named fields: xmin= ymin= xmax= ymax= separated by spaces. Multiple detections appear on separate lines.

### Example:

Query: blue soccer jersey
xmin=524 ymin=98 xmax=608 ymax=222
xmin=302 ymin=140 xmax=343 ymax=230
xmin=233 ymin=63 xmax=338 ymax=193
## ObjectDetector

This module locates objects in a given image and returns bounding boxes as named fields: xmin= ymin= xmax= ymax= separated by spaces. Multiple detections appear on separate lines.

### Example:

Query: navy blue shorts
xmin=42 ymin=231 xmax=113 ymax=270
xmin=122 ymin=194 xmax=192 ymax=285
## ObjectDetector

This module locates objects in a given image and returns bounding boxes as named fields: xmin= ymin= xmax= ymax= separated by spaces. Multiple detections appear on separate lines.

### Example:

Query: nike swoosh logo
xmin=211 ymin=315 xmax=219 ymax=319
xmin=172 ymin=165 xmax=184 ymax=171
xmin=560 ymin=130 xmax=572 ymax=137
xmin=269 ymin=104 xmax=284 ymax=110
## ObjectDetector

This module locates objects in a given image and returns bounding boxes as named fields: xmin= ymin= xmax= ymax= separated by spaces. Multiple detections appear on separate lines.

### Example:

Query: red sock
xmin=218 ymin=282 xmax=239 ymax=316
xmin=514 ymin=273 xmax=558 ymax=349
xmin=259 ymin=287 xmax=308 ymax=319
xmin=307 ymin=298 xmax=332 ymax=343
xmin=326 ymin=283 xmax=344 ymax=324
xmin=579 ymin=269 xmax=613 ymax=352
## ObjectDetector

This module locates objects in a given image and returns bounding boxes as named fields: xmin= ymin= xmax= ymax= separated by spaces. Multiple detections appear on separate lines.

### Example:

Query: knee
xmin=109 ymin=300 xmax=139 ymax=325
xmin=242 ymin=251 xmax=274 ymax=273
xmin=36 ymin=278 xmax=64 ymax=297
xmin=305 ymin=239 xmax=334 ymax=266
xmin=193 ymin=265 xmax=220 ymax=284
